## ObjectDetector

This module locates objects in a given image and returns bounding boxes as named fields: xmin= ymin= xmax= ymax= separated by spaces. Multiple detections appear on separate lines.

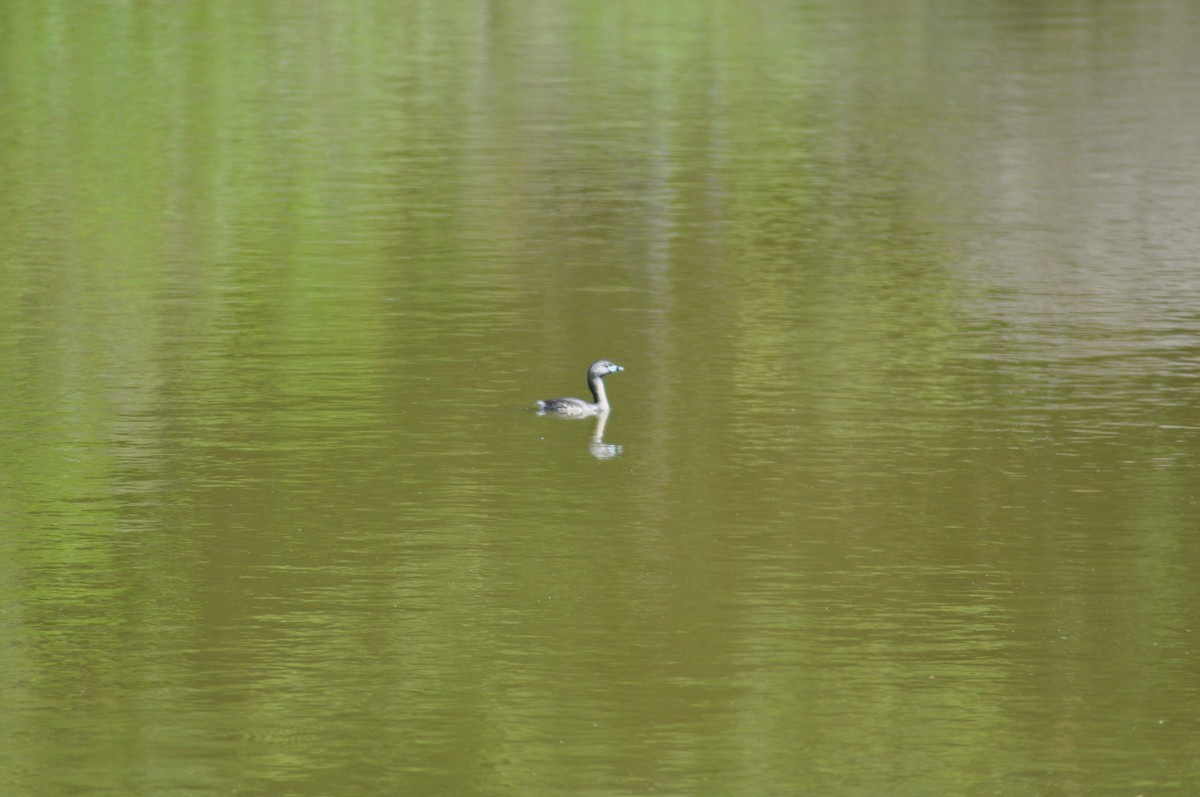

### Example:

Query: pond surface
xmin=2 ymin=2 xmax=1199 ymax=795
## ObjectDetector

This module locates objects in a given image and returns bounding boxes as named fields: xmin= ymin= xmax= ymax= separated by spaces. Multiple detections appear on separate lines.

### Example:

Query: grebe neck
xmin=589 ymin=374 xmax=610 ymax=410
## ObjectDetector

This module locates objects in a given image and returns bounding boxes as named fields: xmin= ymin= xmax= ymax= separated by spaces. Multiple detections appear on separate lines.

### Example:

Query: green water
xmin=2 ymin=2 xmax=1199 ymax=795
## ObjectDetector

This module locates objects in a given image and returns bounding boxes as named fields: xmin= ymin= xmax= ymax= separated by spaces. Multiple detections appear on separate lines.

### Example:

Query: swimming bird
xmin=536 ymin=359 xmax=625 ymax=417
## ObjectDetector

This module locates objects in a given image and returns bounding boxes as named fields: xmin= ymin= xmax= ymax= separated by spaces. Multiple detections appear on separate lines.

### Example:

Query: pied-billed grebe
xmin=536 ymin=359 xmax=625 ymax=417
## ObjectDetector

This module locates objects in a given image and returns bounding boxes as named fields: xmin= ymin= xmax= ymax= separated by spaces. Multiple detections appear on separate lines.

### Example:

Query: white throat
xmin=589 ymin=375 xmax=610 ymax=410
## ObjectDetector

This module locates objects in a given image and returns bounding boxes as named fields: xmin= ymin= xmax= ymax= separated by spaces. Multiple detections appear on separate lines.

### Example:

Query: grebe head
xmin=589 ymin=359 xmax=625 ymax=379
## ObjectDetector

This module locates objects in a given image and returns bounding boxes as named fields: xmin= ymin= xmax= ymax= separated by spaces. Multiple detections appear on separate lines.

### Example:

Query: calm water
xmin=2 ymin=2 xmax=1199 ymax=795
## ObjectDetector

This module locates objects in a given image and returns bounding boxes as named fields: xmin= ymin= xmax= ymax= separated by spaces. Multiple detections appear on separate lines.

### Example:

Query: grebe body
xmin=537 ymin=360 xmax=624 ymax=417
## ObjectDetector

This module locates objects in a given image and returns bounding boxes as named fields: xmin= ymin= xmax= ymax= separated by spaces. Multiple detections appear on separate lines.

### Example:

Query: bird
xmin=536 ymin=359 xmax=625 ymax=417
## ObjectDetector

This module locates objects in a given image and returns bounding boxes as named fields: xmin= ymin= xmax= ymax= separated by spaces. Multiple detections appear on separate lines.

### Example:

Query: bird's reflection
xmin=538 ymin=408 xmax=623 ymax=459
xmin=587 ymin=410 xmax=622 ymax=460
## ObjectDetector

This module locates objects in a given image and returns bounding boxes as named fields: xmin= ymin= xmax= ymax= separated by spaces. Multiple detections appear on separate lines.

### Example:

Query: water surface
xmin=2 ymin=2 xmax=1199 ymax=795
